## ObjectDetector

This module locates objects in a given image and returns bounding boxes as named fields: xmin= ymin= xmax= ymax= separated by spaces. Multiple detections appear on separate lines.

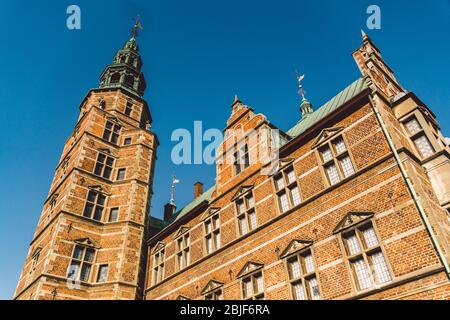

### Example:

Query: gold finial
xmin=296 ymin=71 xmax=306 ymax=101
xmin=131 ymin=15 xmax=143 ymax=39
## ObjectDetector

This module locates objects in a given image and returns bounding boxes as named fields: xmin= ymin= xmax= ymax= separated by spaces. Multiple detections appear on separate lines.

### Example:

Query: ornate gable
xmin=231 ymin=185 xmax=254 ymax=201
xmin=312 ymin=127 xmax=345 ymax=148
xmin=236 ymin=261 xmax=264 ymax=279
xmin=151 ymin=241 xmax=165 ymax=254
xmin=74 ymin=237 xmax=99 ymax=249
xmin=201 ymin=207 xmax=221 ymax=221
xmin=174 ymin=226 xmax=190 ymax=239
xmin=279 ymin=240 xmax=313 ymax=259
xmin=201 ymin=280 xmax=224 ymax=295
xmin=333 ymin=212 xmax=375 ymax=234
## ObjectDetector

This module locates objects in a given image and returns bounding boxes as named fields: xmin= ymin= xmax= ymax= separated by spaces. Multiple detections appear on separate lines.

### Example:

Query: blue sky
xmin=0 ymin=0 xmax=449 ymax=299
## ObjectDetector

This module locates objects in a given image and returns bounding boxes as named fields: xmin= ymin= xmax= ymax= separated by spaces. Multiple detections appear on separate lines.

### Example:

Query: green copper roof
xmin=149 ymin=216 xmax=166 ymax=230
xmin=286 ymin=78 xmax=369 ymax=139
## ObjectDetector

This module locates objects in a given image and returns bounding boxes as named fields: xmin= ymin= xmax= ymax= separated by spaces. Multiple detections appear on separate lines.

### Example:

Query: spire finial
xmin=131 ymin=15 xmax=143 ymax=39
xmin=296 ymin=71 xmax=306 ymax=101
xmin=361 ymin=29 xmax=369 ymax=42
xmin=170 ymin=175 xmax=181 ymax=206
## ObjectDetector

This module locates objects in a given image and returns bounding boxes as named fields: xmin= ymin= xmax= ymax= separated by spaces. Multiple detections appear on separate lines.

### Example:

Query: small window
xmin=97 ymin=265 xmax=108 ymax=283
xmin=403 ymin=117 xmax=436 ymax=159
xmin=236 ymin=193 xmax=257 ymax=237
xmin=205 ymin=214 xmax=221 ymax=254
xmin=124 ymin=137 xmax=132 ymax=146
xmin=242 ymin=272 xmax=264 ymax=300
xmin=109 ymin=208 xmax=119 ymax=222
xmin=205 ymin=288 xmax=223 ymax=300
xmin=152 ymin=249 xmax=165 ymax=285
xmin=176 ymin=234 xmax=190 ymax=271
xmin=274 ymin=166 xmax=301 ymax=213
xmin=83 ymin=191 xmax=106 ymax=221
xmin=94 ymin=153 xmax=114 ymax=179
xmin=125 ymin=101 xmax=133 ymax=116
xmin=67 ymin=245 xmax=95 ymax=282
xmin=102 ymin=121 xmax=121 ymax=145
xmin=117 ymin=169 xmax=126 ymax=181
xmin=234 ymin=144 xmax=250 ymax=176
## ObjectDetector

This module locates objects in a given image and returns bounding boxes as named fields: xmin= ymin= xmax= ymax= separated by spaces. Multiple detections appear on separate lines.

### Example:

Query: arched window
xmin=125 ymin=74 xmax=135 ymax=88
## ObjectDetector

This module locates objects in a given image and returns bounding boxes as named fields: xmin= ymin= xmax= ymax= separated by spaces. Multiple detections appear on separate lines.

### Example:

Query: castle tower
xmin=14 ymin=27 xmax=158 ymax=300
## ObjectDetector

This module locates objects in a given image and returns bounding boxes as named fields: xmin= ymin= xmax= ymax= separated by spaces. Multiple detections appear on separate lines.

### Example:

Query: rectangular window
xmin=404 ymin=117 xmax=435 ymax=159
xmin=176 ymin=234 xmax=190 ymax=271
xmin=93 ymin=153 xmax=114 ymax=179
xmin=109 ymin=208 xmax=119 ymax=222
xmin=205 ymin=289 xmax=223 ymax=300
xmin=236 ymin=193 xmax=257 ymax=237
xmin=97 ymin=264 xmax=108 ymax=283
xmin=205 ymin=214 xmax=221 ymax=254
xmin=83 ymin=191 xmax=106 ymax=221
xmin=320 ymin=136 xmax=355 ymax=185
xmin=242 ymin=272 xmax=264 ymax=300
xmin=102 ymin=121 xmax=121 ymax=144
xmin=287 ymin=249 xmax=321 ymax=300
xmin=67 ymin=245 xmax=95 ymax=282
xmin=124 ymin=101 xmax=133 ymax=116
xmin=342 ymin=222 xmax=392 ymax=291
xmin=117 ymin=168 xmax=126 ymax=181
xmin=274 ymin=166 xmax=301 ymax=213
xmin=152 ymin=250 xmax=165 ymax=285
xmin=124 ymin=137 xmax=132 ymax=146
xmin=234 ymin=144 xmax=250 ymax=175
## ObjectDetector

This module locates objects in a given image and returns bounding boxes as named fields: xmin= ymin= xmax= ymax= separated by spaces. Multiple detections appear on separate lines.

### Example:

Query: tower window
xmin=109 ymin=208 xmax=119 ymax=222
xmin=286 ymin=249 xmax=321 ymax=300
xmin=117 ymin=169 xmax=126 ymax=181
xmin=97 ymin=264 xmax=108 ymax=283
xmin=94 ymin=153 xmax=114 ymax=179
xmin=403 ymin=117 xmax=436 ymax=159
xmin=125 ymin=101 xmax=133 ymax=116
xmin=152 ymin=249 xmax=165 ymax=285
xmin=83 ymin=191 xmax=106 ymax=221
xmin=176 ymin=234 xmax=190 ymax=271
xmin=124 ymin=137 xmax=132 ymax=146
xmin=242 ymin=272 xmax=264 ymax=300
xmin=204 ymin=214 xmax=221 ymax=255
xmin=234 ymin=144 xmax=251 ymax=176
xmin=236 ymin=193 xmax=257 ymax=237
xmin=319 ymin=136 xmax=355 ymax=186
xmin=341 ymin=222 xmax=392 ymax=291
xmin=102 ymin=121 xmax=121 ymax=145
xmin=274 ymin=166 xmax=301 ymax=213
xmin=110 ymin=73 xmax=121 ymax=84
xmin=67 ymin=245 xmax=95 ymax=282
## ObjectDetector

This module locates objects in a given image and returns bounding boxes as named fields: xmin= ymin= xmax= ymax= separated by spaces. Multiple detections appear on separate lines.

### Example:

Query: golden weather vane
xmin=131 ymin=15 xmax=143 ymax=39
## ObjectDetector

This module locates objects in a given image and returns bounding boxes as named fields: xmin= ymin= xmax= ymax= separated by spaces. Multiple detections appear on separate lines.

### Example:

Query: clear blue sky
xmin=0 ymin=0 xmax=449 ymax=299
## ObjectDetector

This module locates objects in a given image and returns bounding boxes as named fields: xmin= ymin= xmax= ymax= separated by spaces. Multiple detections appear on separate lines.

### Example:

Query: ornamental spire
xmin=296 ymin=71 xmax=313 ymax=118
xmin=131 ymin=15 xmax=143 ymax=40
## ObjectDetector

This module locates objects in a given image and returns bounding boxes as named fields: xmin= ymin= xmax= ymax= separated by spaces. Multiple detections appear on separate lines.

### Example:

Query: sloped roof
xmin=286 ymin=78 xmax=369 ymax=139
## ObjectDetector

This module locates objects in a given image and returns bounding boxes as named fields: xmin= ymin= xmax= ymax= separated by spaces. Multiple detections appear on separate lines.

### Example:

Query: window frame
xmin=102 ymin=120 xmax=122 ymax=145
xmin=241 ymin=271 xmax=265 ymax=300
xmin=204 ymin=213 xmax=221 ymax=255
xmin=235 ymin=191 xmax=257 ymax=237
xmin=204 ymin=288 xmax=223 ymax=301
xmin=176 ymin=233 xmax=191 ymax=272
xmin=152 ymin=248 xmax=165 ymax=286
xmin=124 ymin=101 xmax=133 ymax=116
xmin=402 ymin=115 xmax=436 ymax=159
xmin=116 ymin=168 xmax=126 ymax=181
xmin=285 ymin=247 xmax=321 ymax=300
xmin=233 ymin=143 xmax=251 ymax=176
xmin=83 ymin=190 xmax=107 ymax=222
xmin=339 ymin=220 xmax=393 ymax=292
xmin=273 ymin=165 xmax=302 ymax=213
xmin=318 ymin=135 xmax=356 ymax=186
xmin=93 ymin=152 xmax=115 ymax=180
xmin=66 ymin=244 xmax=96 ymax=283
xmin=96 ymin=264 xmax=109 ymax=283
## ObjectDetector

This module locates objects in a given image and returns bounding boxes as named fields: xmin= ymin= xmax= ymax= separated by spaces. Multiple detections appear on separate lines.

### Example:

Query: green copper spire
xmin=99 ymin=19 xmax=147 ymax=97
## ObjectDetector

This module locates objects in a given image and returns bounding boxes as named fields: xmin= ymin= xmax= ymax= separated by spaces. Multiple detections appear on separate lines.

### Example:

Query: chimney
xmin=164 ymin=203 xmax=176 ymax=221
xmin=194 ymin=182 xmax=204 ymax=199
